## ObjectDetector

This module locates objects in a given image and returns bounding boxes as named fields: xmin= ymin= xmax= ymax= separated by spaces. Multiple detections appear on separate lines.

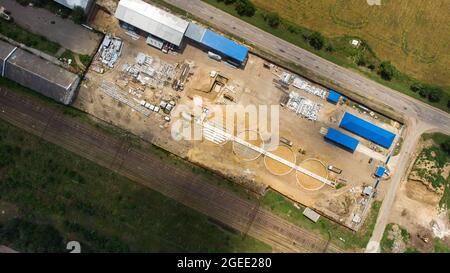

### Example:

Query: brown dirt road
xmin=0 ymin=88 xmax=344 ymax=253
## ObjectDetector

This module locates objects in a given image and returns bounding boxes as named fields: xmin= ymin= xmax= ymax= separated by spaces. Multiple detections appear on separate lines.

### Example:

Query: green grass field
xmin=0 ymin=119 xmax=270 ymax=252
xmin=201 ymin=0 xmax=450 ymax=113
xmin=261 ymin=190 xmax=382 ymax=250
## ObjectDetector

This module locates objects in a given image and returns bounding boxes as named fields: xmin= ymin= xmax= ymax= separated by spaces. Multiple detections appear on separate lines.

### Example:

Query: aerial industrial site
xmin=0 ymin=0 xmax=449 ymax=258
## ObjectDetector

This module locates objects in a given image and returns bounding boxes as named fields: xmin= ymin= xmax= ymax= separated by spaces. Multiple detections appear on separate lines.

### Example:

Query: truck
xmin=328 ymin=165 xmax=343 ymax=174
xmin=280 ymin=137 xmax=293 ymax=147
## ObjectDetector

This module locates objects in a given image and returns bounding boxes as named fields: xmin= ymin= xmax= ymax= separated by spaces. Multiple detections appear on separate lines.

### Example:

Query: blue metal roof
xmin=185 ymin=22 xmax=206 ymax=43
xmin=325 ymin=128 xmax=359 ymax=152
xmin=327 ymin=89 xmax=341 ymax=104
xmin=339 ymin=112 xmax=396 ymax=149
xmin=200 ymin=30 xmax=249 ymax=64
xmin=375 ymin=166 xmax=386 ymax=177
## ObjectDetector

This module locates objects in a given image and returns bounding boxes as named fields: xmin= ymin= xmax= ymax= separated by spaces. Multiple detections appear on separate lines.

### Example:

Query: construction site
xmin=72 ymin=0 xmax=403 ymax=231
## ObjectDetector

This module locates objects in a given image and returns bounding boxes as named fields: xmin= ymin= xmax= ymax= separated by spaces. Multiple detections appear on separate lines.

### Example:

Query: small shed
xmin=303 ymin=208 xmax=320 ymax=223
xmin=327 ymin=89 xmax=341 ymax=104
xmin=375 ymin=166 xmax=386 ymax=177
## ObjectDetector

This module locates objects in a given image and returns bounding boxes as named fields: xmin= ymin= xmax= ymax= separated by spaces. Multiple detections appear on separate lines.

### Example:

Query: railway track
xmin=0 ymin=88 xmax=344 ymax=253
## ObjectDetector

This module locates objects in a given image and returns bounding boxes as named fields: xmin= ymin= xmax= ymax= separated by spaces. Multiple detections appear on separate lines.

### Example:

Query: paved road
xmin=162 ymin=0 xmax=450 ymax=253
xmin=0 ymin=88 xmax=344 ymax=253
xmin=1 ymin=0 xmax=101 ymax=54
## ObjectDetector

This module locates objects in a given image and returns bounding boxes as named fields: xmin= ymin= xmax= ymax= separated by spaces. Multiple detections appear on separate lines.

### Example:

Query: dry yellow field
xmin=253 ymin=0 xmax=450 ymax=87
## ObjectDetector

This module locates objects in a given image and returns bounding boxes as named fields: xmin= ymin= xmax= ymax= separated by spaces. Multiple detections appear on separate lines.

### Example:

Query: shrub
xmin=447 ymin=99 xmax=450 ymax=109
xmin=410 ymin=82 xmax=423 ymax=93
xmin=71 ymin=6 xmax=85 ymax=24
xmin=325 ymin=42 xmax=336 ymax=52
xmin=410 ymin=83 xmax=444 ymax=102
xmin=287 ymin=25 xmax=298 ymax=34
xmin=441 ymin=140 xmax=450 ymax=155
xmin=264 ymin=12 xmax=281 ymax=28
xmin=309 ymin=32 xmax=325 ymax=50
xmin=235 ymin=0 xmax=256 ymax=17
xmin=379 ymin=61 xmax=396 ymax=81
xmin=428 ymin=87 xmax=443 ymax=102
xmin=219 ymin=0 xmax=237 ymax=4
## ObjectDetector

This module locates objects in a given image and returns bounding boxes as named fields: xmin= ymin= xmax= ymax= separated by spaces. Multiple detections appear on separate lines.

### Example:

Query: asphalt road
xmin=0 ymin=88 xmax=344 ymax=253
xmin=1 ymin=0 xmax=101 ymax=55
xmin=162 ymin=0 xmax=450 ymax=253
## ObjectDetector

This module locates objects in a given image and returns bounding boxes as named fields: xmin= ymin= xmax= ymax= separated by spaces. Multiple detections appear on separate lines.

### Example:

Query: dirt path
xmin=0 ymin=88 xmax=344 ymax=253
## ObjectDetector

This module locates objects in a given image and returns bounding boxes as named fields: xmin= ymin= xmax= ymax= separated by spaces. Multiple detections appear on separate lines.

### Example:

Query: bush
xmin=410 ymin=83 xmax=444 ymax=102
xmin=441 ymin=140 xmax=450 ymax=155
xmin=410 ymin=82 xmax=423 ymax=93
xmin=309 ymin=32 xmax=325 ymax=50
xmin=218 ymin=0 xmax=237 ymax=4
xmin=235 ymin=0 xmax=256 ymax=17
xmin=418 ymin=88 xmax=429 ymax=98
xmin=0 ymin=219 xmax=64 ymax=252
xmin=325 ymin=42 xmax=336 ymax=52
xmin=379 ymin=61 xmax=396 ymax=81
xmin=287 ymin=25 xmax=299 ymax=34
xmin=447 ymin=99 xmax=450 ymax=109
xmin=71 ymin=6 xmax=85 ymax=24
xmin=264 ymin=12 xmax=281 ymax=28
xmin=428 ymin=87 xmax=443 ymax=102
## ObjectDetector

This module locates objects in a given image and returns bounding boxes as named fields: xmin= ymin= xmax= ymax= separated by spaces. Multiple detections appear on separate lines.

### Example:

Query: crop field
xmin=252 ymin=0 xmax=450 ymax=88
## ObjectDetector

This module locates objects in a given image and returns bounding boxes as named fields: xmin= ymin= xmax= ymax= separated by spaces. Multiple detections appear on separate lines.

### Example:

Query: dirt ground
xmin=74 ymin=12 xmax=402 ymax=229
xmin=389 ymin=138 xmax=450 ymax=250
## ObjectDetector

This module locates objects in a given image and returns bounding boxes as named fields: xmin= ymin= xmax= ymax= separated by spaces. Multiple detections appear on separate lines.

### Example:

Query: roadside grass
xmin=200 ymin=0 xmax=450 ymax=113
xmin=260 ymin=190 xmax=382 ymax=250
xmin=0 ymin=119 xmax=270 ymax=252
xmin=79 ymin=54 xmax=93 ymax=67
xmin=0 ymin=19 xmax=61 ymax=55
xmin=434 ymin=238 xmax=450 ymax=253
xmin=60 ymin=49 xmax=77 ymax=69
xmin=393 ymin=137 xmax=404 ymax=156
xmin=380 ymin=223 xmax=395 ymax=252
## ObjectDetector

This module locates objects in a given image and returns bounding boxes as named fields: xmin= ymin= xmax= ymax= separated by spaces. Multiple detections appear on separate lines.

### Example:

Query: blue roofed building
xmin=199 ymin=30 xmax=249 ymax=67
xmin=327 ymin=89 xmax=341 ymax=104
xmin=339 ymin=112 xmax=396 ymax=149
xmin=375 ymin=166 xmax=386 ymax=177
xmin=325 ymin=128 xmax=359 ymax=152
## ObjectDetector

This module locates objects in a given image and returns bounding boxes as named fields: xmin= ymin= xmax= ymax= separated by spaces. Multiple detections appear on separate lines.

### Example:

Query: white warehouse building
xmin=114 ymin=0 xmax=189 ymax=47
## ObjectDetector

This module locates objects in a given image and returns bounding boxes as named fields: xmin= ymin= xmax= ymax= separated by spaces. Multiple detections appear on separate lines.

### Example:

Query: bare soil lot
xmin=74 ymin=15 xmax=402 ymax=230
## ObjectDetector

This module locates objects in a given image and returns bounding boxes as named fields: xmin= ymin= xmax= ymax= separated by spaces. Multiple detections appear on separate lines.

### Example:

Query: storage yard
xmin=70 ymin=0 xmax=404 ymax=230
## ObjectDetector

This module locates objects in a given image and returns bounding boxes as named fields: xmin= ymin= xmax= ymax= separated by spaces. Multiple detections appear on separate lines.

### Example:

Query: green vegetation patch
xmin=0 ymin=20 xmax=61 ymax=55
xmin=0 ymin=119 xmax=270 ymax=252
xmin=410 ymin=134 xmax=450 ymax=191
xmin=435 ymin=238 xmax=450 ymax=253
xmin=79 ymin=54 xmax=93 ymax=67
xmin=380 ymin=223 xmax=412 ymax=253
xmin=261 ymin=190 xmax=381 ymax=250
